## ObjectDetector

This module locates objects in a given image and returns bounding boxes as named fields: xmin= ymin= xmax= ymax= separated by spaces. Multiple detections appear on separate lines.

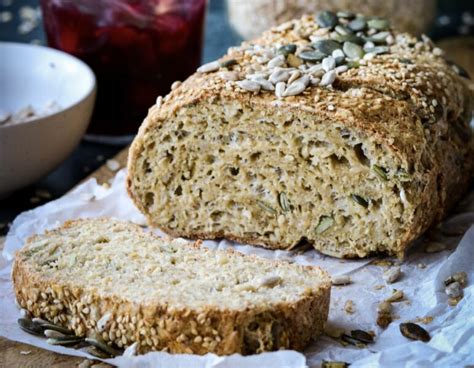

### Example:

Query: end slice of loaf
xmin=12 ymin=218 xmax=331 ymax=355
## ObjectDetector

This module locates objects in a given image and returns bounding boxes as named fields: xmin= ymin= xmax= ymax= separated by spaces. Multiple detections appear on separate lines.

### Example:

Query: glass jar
xmin=40 ymin=0 xmax=207 ymax=142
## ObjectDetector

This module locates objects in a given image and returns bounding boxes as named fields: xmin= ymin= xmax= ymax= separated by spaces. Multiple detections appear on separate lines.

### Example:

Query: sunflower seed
xmin=294 ymin=74 xmax=310 ymax=87
xmin=237 ymin=79 xmax=261 ymax=92
xmin=97 ymin=313 xmax=112 ymax=332
xmin=399 ymin=322 xmax=430 ymax=342
xmin=445 ymin=281 xmax=463 ymax=299
xmin=47 ymin=336 xmax=84 ymax=346
xmin=197 ymin=61 xmax=220 ymax=73
xmin=287 ymin=70 xmax=301 ymax=84
xmin=287 ymin=53 xmax=302 ymax=67
xmin=44 ymin=329 xmax=66 ymax=338
xmin=275 ymin=82 xmax=286 ymax=98
xmin=368 ymin=18 xmax=390 ymax=30
xmin=332 ymin=49 xmax=346 ymax=64
xmin=106 ymin=159 xmax=120 ymax=172
xmin=220 ymin=59 xmax=238 ymax=68
xmin=268 ymin=54 xmax=286 ymax=68
xmin=322 ymin=361 xmax=349 ymax=368
xmin=18 ymin=318 xmax=44 ymax=336
xmin=260 ymin=275 xmax=282 ymax=288
xmin=348 ymin=18 xmax=366 ymax=32
xmin=322 ymin=56 xmax=336 ymax=71
xmin=351 ymin=194 xmax=369 ymax=208
xmin=85 ymin=337 xmax=120 ymax=357
xmin=277 ymin=44 xmax=297 ymax=56
xmin=320 ymin=70 xmax=336 ymax=86
xmin=351 ymin=329 xmax=374 ymax=343
xmin=335 ymin=65 xmax=348 ymax=74
xmin=343 ymin=42 xmax=365 ymax=59
xmin=298 ymin=50 xmax=326 ymax=62
xmin=316 ymin=11 xmax=338 ymax=28
xmin=332 ymin=275 xmax=351 ymax=285
xmin=253 ymin=77 xmax=275 ymax=91
xmin=170 ymin=80 xmax=181 ymax=90
xmin=219 ymin=71 xmax=238 ymax=81
xmin=385 ymin=289 xmax=404 ymax=302
xmin=444 ymin=272 xmax=467 ymax=287
xmin=278 ymin=192 xmax=290 ymax=212
xmin=282 ymin=81 xmax=306 ymax=96
xmin=383 ymin=266 xmax=401 ymax=284
xmin=269 ymin=69 xmax=290 ymax=84
xmin=313 ymin=39 xmax=341 ymax=55
xmin=315 ymin=215 xmax=334 ymax=234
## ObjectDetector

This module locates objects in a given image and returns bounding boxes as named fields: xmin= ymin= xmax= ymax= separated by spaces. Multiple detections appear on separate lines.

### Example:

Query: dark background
xmin=0 ymin=0 xmax=472 ymax=229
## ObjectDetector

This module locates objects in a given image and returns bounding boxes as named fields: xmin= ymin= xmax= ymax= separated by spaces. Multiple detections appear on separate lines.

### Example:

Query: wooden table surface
xmin=0 ymin=148 xmax=129 ymax=368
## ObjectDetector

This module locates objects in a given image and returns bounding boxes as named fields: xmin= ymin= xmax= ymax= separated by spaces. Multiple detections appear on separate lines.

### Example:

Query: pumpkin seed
xmin=315 ymin=216 xmax=334 ymax=234
xmin=348 ymin=18 xmax=366 ymax=32
xmin=351 ymin=194 xmax=369 ymax=208
xmin=277 ymin=44 xmax=297 ymax=56
xmin=449 ymin=61 xmax=470 ymax=79
xmin=367 ymin=18 xmax=390 ymax=31
xmin=298 ymin=50 xmax=326 ymax=62
xmin=444 ymin=272 xmax=467 ymax=287
xmin=366 ymin=46 xmax=390 ymax=55
xmin=220 ymin=59 xmax=238 ymax=68
xmin=335 ymin=25 xmax=353 ymax=36
xmin=18 ymin=318 xmax=44 ymax=337
xmin=278 ymin=192 xmax=290 ymax=212
xmin=312 ymin=39 xmax=342 ymax=55
xmin=47 ymin=336 xmax=84 ymax=346
xmin=331 ymin=33 xmax=364 ymax=44
xmin=372 ymin=165 xmax=388 ymax=181
xmin=35 ymin=321 xmax=73 ymax=335
xmin=366 ymin=31 xmax=390 ymax=44
xmin=84 ymin=346 xmax=112 ymax=359
xmin=341 ymin=334 xmax=366 ymax=347
xmin=346 ymin=60 xmax=360 ymax=69
xmin=343 ymin=42 xmax=365 ymax=59
xmin=287 ymin=53 xmax=302 ymax=67
xmin=85 ymin=337 xmax=120 ymax=357
xmin=316 ymin=11 xmax=338 ymax=28
xmin=399 ymin=58 xmax=413 ymax=64
xmin=399 ymin=322 xmax=431 ymax=342
xmin=322 ymin=361 xmax=349 ymax=368
xmin=44 ymin=329 xmax=66 ymax=338
xmin=257 ymin=200 xmax=277 ymax=215
xmin=350 ymin=329 xmax=374 ymax=343
xmin=337 ymin=11 xmax=355 ymax=19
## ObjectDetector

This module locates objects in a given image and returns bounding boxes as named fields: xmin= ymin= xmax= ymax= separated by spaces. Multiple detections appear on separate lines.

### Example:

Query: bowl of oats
xmin=0 ymin=42 xmax=96 ymax=197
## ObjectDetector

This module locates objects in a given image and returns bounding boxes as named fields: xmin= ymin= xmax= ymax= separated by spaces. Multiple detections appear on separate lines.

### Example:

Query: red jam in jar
xmin=40 ymin=0 xmax=207 ymax=139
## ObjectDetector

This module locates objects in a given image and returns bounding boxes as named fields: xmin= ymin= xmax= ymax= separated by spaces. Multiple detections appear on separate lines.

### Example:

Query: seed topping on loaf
xmin=194 ymin=11 xmax=466 ymax=105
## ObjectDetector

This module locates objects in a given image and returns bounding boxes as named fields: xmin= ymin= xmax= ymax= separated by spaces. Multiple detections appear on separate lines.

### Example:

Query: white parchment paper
xmin=1 ymin=170 xmax=473 ymax=367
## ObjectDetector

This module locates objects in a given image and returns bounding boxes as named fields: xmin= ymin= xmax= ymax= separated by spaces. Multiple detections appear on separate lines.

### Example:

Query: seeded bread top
xmin=16 ymin=219 xmax=330 ymax=311
xmin=144 ymin=12 xmax=471 ymax=168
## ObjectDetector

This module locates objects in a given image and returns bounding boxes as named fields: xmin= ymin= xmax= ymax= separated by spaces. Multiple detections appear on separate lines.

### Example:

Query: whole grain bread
xmin=127 ymin=13 xmax=474 ymax=259
xmin=12 ymin=218 xmax=331 ymax=355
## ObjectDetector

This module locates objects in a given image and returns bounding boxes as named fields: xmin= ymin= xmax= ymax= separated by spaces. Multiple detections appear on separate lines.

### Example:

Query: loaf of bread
xmin=127 ymin=13 xmax=474 ymax=258
xmin=13 ymin=219 xmax=331 ymax=355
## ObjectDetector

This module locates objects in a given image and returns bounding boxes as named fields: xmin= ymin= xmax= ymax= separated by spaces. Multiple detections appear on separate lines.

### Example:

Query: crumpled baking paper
xmin=1 ymin=170 xmax=473 ymax=367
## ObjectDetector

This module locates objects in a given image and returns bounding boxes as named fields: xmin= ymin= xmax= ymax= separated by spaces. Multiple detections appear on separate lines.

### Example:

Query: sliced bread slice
xmin=13 ymin=218 xmax=331 ymax=355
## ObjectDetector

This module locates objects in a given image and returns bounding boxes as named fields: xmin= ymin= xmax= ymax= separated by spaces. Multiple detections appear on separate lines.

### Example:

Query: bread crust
xmin=12 ymin=219 xmax=331 ymax=355
xmin=127 ymin=15 xmax=474 ymax=259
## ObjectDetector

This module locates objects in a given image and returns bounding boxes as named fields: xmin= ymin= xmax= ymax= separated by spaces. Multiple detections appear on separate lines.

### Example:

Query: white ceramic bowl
xmin=0 ymin=42 xmax=96 ymax=197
